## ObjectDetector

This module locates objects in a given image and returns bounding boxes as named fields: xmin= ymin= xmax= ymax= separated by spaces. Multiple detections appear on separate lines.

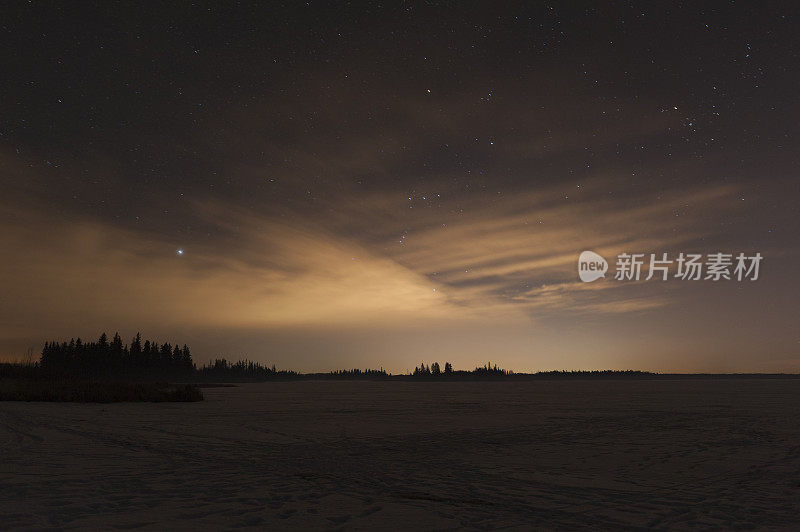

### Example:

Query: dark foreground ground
xmin=0 ymin=378 xmax=202 ymax=402
xmin=2 ymin=379 xmax=800 ymax=529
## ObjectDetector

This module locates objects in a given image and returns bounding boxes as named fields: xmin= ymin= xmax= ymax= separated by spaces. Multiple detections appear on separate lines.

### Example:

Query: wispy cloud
xmin=0 ymin=177 xmax=745 ymax=355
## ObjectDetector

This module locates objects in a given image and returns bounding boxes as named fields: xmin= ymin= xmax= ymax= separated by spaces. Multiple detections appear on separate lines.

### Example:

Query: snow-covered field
xmin=2 ymin=379 xmax=800 ymax=529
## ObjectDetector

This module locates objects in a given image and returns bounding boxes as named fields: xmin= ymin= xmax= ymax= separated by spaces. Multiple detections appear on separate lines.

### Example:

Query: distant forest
xmin=41 ymin=333 xmax=193 ymax=376
xmin=0 ymin=332 xmax=662 ymax=382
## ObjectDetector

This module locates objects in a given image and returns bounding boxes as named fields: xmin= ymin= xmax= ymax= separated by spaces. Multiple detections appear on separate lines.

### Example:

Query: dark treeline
xmin=0 ymin=332 xmax=664 ymax=383
xmin=532 ymin=370 xmax=655 ymax=378
xmin=40 ymin=332 xmax=193 ymax=377
xmin=33 ymin=334 xmax=298 ymax=382
xmin=413 ymin=361 xmax=452 ymax=376
xmin=411 ymin=361 xmax=511 ymax=377
xmin=404 ymin=364 xmax=658 ymax=380
xmin=327 ymin=368 xmax=389 ymax=379
xmin=195 ymin=358 xmax=297 ymax=381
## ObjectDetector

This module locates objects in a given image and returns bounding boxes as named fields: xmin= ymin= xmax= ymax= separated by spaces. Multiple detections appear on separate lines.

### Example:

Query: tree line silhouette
xmin=327 ymin=368 xmax=389 ymax=379
xmin=195 ymin=358 xmax=297 ymax=381
xmin=412 ymin=361 xmax=511 ymax=377
xmin=41 ymin=332 xmax=193 ymax=377
xmin=0 ymin=332 xmax=661 ymax=382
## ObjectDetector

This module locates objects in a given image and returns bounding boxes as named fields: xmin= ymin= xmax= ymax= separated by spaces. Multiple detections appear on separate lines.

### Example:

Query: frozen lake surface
xmin=2 ymin=379 xmax=800 ymax=529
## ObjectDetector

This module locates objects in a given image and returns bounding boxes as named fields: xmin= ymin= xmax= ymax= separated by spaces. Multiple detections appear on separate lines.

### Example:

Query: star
xmin=176 ymin=248 xmax=184 ymax=256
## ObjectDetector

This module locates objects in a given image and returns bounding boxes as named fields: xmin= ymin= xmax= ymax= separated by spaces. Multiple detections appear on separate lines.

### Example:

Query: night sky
xmin=1 ymin=2 xmax=798 ymax=372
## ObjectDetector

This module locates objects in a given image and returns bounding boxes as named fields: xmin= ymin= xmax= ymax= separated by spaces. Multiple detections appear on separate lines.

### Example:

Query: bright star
xmin=176 ymin=248 xmax=184 ymax=255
